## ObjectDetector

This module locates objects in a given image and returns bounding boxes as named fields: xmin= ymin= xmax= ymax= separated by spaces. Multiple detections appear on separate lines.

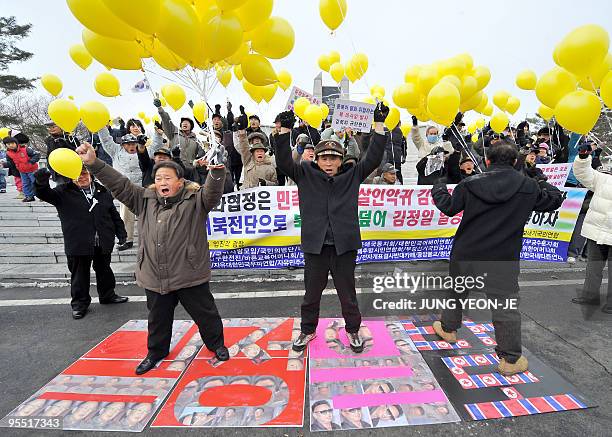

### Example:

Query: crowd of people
xmin=0 ymin=96 xmax=609 ymax=377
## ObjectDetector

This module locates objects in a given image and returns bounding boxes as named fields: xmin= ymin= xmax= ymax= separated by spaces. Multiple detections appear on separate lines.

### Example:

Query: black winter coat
xmin=34 ymin=180 xmax=127 ymax=256
xmin=432 ymin=164 xmax=564 ymax=294
xmin=387 ymin=127 xmax=405 ymax=164
xmin=275 ymin=131 xmax=386 ymax=255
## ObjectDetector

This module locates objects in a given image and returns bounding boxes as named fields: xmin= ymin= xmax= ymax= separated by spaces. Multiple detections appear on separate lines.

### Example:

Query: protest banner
xmin=537 ymin=163 xmax=572 ymax=188
xmin=206 ymin=186 xmax=588 ymax=269
xmin=331 ymin=99 xmax=375 ymax=133
xmin=285 ymin=86 xmax=321 ymax=111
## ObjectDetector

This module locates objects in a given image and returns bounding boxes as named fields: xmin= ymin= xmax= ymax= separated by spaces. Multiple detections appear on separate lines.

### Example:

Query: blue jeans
xmin=0 ymin=168 xmax=6 ymax=190
xmin=20 ymin=171 xmax=35 ymax=198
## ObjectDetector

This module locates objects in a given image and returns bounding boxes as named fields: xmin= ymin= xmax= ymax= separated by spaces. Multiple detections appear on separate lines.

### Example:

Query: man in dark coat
xmin=387 ymin=123 xmax=405 ymax=183
xmin=44 ymin=121 xmax=80 ymax=184
xmin=33 ymin=167 xmax=129 ymax=319
xmin=430 ymin=140 xmax=564 ymax=375
xmin=275 ymin=103 xmax=388 ymax=354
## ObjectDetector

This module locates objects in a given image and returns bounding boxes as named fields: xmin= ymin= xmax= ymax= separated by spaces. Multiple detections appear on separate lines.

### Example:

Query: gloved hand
xmin=214 ymin=104 xmax=222 ymax=116
xmin=234 ymin=105 xmax=248 ymax=131
xmin=153 ymin=99 xmax=162 ymax=108
xmin=227 ymin=101 xmax=233 ymax=112
xmin=296 ymin=144 xmax=305 ymax=155
xmin=258 ymin=178 xmax=267 ymax=186
xmin=411 ymin=115 xmax=418 ymax=127
xmin=578 ymin=143 xmax=591 ymax=159
xmin=277 ymin=111 xmax=296 ymax=129
xmin=188 ymin=99 xmax=194 ymax=108
xmin=454 ymin=112 xmax=464 ymax=126
xmin=373 ymin=102 xmax=389 ymax=123
xmin=34 ymin=168 xmax=51 ymax=185
xmin=137 ymin=134 xmax=148 ymax=146
xmin=171 ymin=146 xmax=181 ymax=159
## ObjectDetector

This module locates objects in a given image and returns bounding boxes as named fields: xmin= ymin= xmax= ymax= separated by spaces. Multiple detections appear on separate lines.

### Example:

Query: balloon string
xmin=449 ymin=126 xmax=483 ymax=173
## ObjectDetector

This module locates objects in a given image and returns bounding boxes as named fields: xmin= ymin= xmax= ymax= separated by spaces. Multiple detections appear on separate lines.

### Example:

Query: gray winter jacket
xmin=158 ymin=107 xmax=203 ymax=166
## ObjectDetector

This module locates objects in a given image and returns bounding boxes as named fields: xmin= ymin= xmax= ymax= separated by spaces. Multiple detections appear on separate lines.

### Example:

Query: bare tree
xmin=0 ymin=92 xmax=52 ymax=153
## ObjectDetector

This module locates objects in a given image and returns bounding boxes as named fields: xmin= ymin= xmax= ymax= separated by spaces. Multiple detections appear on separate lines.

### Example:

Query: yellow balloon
xmin=160 ymin=96 xmax=167 ymax=107
xmin=161 ymin=84 xmax=186 ymax=110
xmin=138 ymin=111 xmax=146 ymax=119
xmin=225 ymin=42 xmax=249 ymax=65
xmin=393 ymin=83 xmax=419 ymax=109
xmin=241 ymin=54 xmax=278 ymax=86
xmin=439 ymin=57 xmax=466 ymax=77
xmin=475 ymin=118 xmax=485 ymax=129
xmin=319 ymin=0 xmax=347 ymax=31
xmin=505 ymin=96 xmax=521 ymax=115
xmin=472 ymin=65 xmax=491 ymax=90
xmin=94 ymin=72 xmax=120 ymax=97
xmin=404 ymin=66 xmax=421 ymax=83
xmin=601 ymin=70 xmax=612 ymax=109
xmin=370 ymin=84 xmax=385 ymax=99
xmin=492 ymin=90 xmax=510 ymax=111
xmin=457 ymin=53 xmax=474 ymax=72
xmin=242 ymin=80 xmax=262 ymax=103
xmin=80 ymin=101 xmax=110 ymax=132
xmin=555 ymin=24 xmax=610 ymax=77
xmin=199 ymin=9 xmax=243 ymax=62
xmin=555 ymin=90 xmax=601 ymax=135
xmin=48 ymin=148 xmax=83 ymax=180
xmin=538 ymin=104 xmax=555 ymax=121
xmin=48 ymin=99 xmax=80 ymax=133
xmin=216 ymin=67 xmax=232 ymax=87
xmin=417 ymin=66 xmax=439 ymax=94
xmin=251 ymin=17 xmax=295 ymax=59
xmin=277 ymin=70 xmax=292 ymax=91
xmin=344 ymin=61 xmax=358 ymax=82
xmin=320 ymin=103 xmax=330 ymax=119
xmin=579 ymin=53 xmax=612 ymax=91
xmin=293 ymin=97 xmax=310 ymax=118
xmin=152 ymin=113 xmax=161 ymax=123
xmin=467 ymin=124 xmax=477 ymax=134
xmin=0 ymin=128 xmax=10 ymax=139
xmin=328 ymin=50 xmax=341 ymax=65
xmin=318 ymin=54 xmax=331 ymax=72
xmin=516 ymin=69 xmax=537 ymax=90
xmin=67 ymin=0 xmax=138 ymax=41
xmin=399 ymin=124 xmax=411 ymax=137
xmin=144 ymin=116 xmax=151 ymax=124
xmin=149 ymin=39 xmax=186 ymax=71
xmin=192 ymin=102 xmax=208 ymax=122
xmin=82 ymin=29 xmax=142 ymax=70
xmin=102 ymin=0 xmax=161 ymax=35
xmin=215 ymin=0 xmax=248 ymax=10
xmin=427 ymin=81 xmax=460 ymax=119
xmin=41 ymin=74 xmax=63 ymax=97
xmin=363 ymin=95 xmax=375 ymax=105
xmin=157 ymin=0 xmax=201 ymax=63
xmin=329 ymin=62 xmax=345 ymax=83
xmin=460 ymin=90 xmax=484 ymax=113
xmin=260 ymin=83 xmax=278 ymax=103
xmin=459 ymin=75 xmax=478 ymax=100
xmin=303 ymin=104 xmax=323 ymax=127
xmin=235 ymin=0 xmax=273 ymax=31
xmin=482 ymin=103 xmax=494 ymax=116
xmin=471 ymin=133 xmax=479 ymax=143
xmin=352 ymin=53 xmax=368 ymax=77
xmin=490 ymin=112 xmax=509 ymax=134
xmin=234 ymin=64 xmax=244 ymax=81
xmin=535 ymin=67 xmax=578 ymax=108
xmin=475 ymin=93 xmax=489 ymax=113
xmin=69 ymin=44 xmax=93 ymax=70
xmin=384 ymin=107 xmax=400 ymax=130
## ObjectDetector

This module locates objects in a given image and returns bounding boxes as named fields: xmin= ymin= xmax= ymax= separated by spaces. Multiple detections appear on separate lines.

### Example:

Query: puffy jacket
xmin=6 ymin=145 xmax=39 ymax=173
xmin=235 ymin=131 xmax=278 ymax=189
xmin=411 ymin=125 xmax=454 ymax=158
xmin=87 ymin=158 xmax=225 ymax=294
xmin=158 ymin=107 xmax=203 ymax=166
xmin=573 ymin=156 xmax=612 ymax=246
xmin=97 ymin=128 xmax=147 ymax=185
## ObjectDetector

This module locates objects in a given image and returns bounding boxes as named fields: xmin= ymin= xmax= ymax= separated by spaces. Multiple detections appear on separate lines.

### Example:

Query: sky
xmin=2 ymin=0 xmax=612 ymax=130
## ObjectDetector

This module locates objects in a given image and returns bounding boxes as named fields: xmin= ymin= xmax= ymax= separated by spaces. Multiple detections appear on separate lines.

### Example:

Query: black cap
xmin=248 ymin=114 xmax=260 ymax=122
xmin=153 ymin=147 xmax=172 ymax=157
xmin=180 ymin=117 xmax=194 ymax=130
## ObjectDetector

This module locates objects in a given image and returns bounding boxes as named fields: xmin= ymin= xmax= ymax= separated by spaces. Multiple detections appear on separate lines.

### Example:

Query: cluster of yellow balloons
xmin=318 ymin=51 xmax=368 ymax=84
xmin=319 ymin=0 xmax=347 ymax=32
xmin=293 ymin=97 xmax=329 ymax=128
xmin=392 ymin=54 xmax=492 ymax=127
xmin=519 ymin=24 xmax=611 ymax=134
xmin=47 ymin=98 xmax=111 ymax=134
xmin=66 ymin=0 xmax=295 ymax=104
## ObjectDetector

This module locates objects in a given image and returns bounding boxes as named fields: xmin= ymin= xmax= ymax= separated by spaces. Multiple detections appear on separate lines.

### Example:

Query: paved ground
xmin=0 ymin=264 xmax=611 ymax=437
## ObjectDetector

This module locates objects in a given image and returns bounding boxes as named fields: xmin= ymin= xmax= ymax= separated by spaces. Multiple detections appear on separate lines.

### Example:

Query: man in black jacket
xmin=44 ymin=121 xmax=80 ymax=184
xmin=275 ymin=103 xmax=389 ymax=354
xmin=431 ymin=140 xmax=564 ymax=375
xmin=33 ymin=167 xmax=129 ymax=319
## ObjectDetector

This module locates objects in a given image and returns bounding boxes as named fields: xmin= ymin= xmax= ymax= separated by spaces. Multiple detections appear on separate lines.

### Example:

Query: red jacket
xmin=6 ymin=145 xmax=39 ymax=173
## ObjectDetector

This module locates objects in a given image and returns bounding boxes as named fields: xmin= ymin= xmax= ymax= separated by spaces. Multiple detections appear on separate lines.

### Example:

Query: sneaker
xmin=432 ymin=321 xmax=457 ymax=343
xmin=0 ymin=189 xmax=6 ymax=193
xmin=571 ymin=297 xmax=600 ymax=306
xmin=567 ymin=256 xmax=577 ymax=265
xmin=347 ymin=331 xmax=364 ymax=353
xmin=15 ymin=192 xmax=24 ymax=199
xmin=22 ymin=196 xmax=36 ymax=202
xmin=498 ymin=356 xmax=528 ymax=376
xmin=292 ymin=332 xmax=316 ymax=352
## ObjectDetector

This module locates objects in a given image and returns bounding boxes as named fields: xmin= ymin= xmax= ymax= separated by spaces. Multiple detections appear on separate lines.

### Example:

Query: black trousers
xmin=441 ymin=291 xmax=522 ymax=363
xmin=145 ymin=282 xmax=224 ymax=359
xmin=582 ymin=239 xmax=612 ymax=304
xmin=301 ymin=246 xmax=361 ymax=335
xmin=230 ymin=163 xmax=242 ymax=188
xmin=66 ymin=247 xmax=116 ymax=311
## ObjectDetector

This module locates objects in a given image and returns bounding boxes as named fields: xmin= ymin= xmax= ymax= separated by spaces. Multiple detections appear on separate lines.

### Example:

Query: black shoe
xmin=571 ymin=297 xmax=601 ymax=305
xmin=602 ymin=305 xmax=612 ymax=314
xmin=100 ymin=295 xmax=129 ymax=304
xmin=215 ymin=346 xmax=230 ymax=361
xmin=135 ymin=355 xmax=166 ymax=375
xmin=22 ymin=196 xmax=35 ymax=202
xmin=117 ymin=241 xmax=134 ymax=251
xmin=72 ymin=309 xmax=87 ymax=319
